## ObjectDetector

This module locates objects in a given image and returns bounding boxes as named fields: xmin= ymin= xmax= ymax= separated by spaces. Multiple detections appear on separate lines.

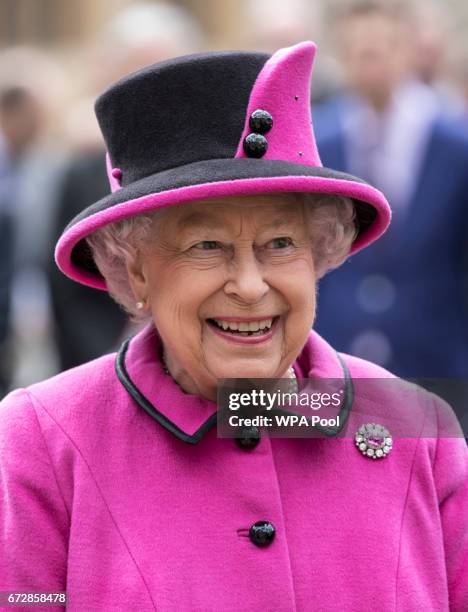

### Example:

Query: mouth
xmin=206 ymin=316 xmax=279 ymax=338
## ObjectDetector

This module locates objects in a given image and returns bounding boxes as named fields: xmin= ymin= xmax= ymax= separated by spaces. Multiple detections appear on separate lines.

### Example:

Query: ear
xmin=125 ymin=252 xmax=149 ymax=302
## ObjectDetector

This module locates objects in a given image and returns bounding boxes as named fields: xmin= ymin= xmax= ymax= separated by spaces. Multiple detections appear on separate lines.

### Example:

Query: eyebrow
xmin=176 ymin=209 xmax=301 ymax=232
xmin=176 ymin=212 xmax=221 ymax=231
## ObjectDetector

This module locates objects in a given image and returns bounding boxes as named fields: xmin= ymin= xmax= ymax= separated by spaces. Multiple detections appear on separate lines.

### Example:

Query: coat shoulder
xmin=0 ymin=352 xmax=120 ymax=427
xmin=339 ymin=351 xmax=465 ymax=440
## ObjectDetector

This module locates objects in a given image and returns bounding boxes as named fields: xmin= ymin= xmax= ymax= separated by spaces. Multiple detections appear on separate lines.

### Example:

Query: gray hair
xmin=86 ymin=193 xmax=358 ymax=322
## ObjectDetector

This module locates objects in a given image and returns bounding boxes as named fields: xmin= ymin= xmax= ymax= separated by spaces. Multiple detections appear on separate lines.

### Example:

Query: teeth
xmin=212 ymin=318 xmax=274 ymax=332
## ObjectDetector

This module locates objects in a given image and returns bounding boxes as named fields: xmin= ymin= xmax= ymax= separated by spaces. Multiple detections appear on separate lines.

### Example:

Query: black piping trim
xmin=115 ymin=337 xmax=354 ymax=444
xmin=326 ymin=352 xmax=354 ymax=436
xmin=115 ymin=338 xmax=217 ymax=444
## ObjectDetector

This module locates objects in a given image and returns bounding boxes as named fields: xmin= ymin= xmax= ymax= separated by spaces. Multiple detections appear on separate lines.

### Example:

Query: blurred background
xmin=0 ymin=0 xmax=468 ymax=397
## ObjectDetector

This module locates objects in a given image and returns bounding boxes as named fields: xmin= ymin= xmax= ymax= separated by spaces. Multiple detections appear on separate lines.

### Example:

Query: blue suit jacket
xmin=313 ymin=98 xmax=468 ymax=378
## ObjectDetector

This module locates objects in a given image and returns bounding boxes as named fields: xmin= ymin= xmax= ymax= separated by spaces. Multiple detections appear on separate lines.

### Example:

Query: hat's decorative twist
xmin=234 ymin=42 xmax=321 ymax=165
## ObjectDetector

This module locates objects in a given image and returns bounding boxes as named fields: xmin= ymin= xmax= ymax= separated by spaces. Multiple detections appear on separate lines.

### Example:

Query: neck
xmin=161 ymin=350 xmax=296 ymax=401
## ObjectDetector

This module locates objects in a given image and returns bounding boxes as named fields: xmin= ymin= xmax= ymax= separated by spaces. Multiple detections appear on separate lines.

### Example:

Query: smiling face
xmin=126 ymin=193 xmax=317 ymax=400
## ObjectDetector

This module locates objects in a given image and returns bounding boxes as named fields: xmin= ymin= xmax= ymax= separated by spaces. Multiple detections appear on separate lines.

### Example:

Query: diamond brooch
xmin=355 ymin=423 xmax=393 ymax=459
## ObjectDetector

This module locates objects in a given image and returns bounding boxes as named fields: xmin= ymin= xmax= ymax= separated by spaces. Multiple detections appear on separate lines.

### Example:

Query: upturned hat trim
xmin=234 ymin=41 xmax=321 ymax=166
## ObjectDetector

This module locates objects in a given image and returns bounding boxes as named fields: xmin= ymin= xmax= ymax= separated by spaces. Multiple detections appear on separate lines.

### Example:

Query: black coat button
xmin=235 ymin=425 xmax=260 ymax=450
xmin=249 ymin=109 xmax=273 ymax=134
xmin=249 ymin=521 xmax=276 ymax=547
xmin=243 ymin=133 xmax=268 ymax=158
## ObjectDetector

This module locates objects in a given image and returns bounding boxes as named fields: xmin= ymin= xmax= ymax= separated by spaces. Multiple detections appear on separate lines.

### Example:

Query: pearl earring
xmin=136 ymin=299 xmax=147 ymax=310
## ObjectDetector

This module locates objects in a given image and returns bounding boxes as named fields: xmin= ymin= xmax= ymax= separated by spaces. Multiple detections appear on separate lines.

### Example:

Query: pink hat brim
xmin=56 ymin=165 xmax=391 ymax=290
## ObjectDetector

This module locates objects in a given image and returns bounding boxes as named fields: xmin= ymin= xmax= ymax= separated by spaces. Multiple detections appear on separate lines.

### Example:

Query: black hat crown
xmin=96 ymin=51 xmax=269 ymax=187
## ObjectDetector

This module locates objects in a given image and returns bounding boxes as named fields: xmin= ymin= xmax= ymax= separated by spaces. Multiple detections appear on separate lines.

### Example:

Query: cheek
xmin=273 ymin=257 xmax=316 ymax=310
xmin=287 ymin=284 xmax=316 ymax=332
xmin=146 ymin=260 xmax=223 ymax=326
xmin=279 ymin=265 xmax=317 ymax=345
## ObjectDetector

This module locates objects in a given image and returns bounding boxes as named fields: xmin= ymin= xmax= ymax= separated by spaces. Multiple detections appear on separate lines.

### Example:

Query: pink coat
xmin=1 ymin=323 xmax=466 ymax=611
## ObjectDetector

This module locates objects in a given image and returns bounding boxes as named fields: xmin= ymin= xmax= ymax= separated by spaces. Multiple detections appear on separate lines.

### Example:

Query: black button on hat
xmin=249 ymin=520 xmax=276 ymax=547
xmin=249 ymin=109 xmax=273 ymax=134
xmin=235 ymin=425 xmax=261 ymax=450
xmin=243 ymin=133 xmax=268 ymax=158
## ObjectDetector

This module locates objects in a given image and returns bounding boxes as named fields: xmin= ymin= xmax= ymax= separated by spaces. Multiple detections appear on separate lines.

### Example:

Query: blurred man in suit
xmin=313 ymin=0 xmax=468 ymax=378
xmin=0 ymin=86 xmax=43 ymax=394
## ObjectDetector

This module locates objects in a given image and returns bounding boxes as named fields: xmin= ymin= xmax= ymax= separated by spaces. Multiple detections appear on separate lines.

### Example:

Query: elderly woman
xmin=0 ymin=42 xmax=466 ymax=611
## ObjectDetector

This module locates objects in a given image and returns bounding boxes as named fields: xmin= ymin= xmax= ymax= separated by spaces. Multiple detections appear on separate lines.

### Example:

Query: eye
xmin=191 ymin=240 xmax=221 ymax=250
xmin=267 ymin=237 xmax=294 ymax=249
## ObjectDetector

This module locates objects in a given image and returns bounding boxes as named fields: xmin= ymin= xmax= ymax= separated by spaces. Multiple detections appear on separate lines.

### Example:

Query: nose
xmin=224 ymin=246 xmax=269 ymax=304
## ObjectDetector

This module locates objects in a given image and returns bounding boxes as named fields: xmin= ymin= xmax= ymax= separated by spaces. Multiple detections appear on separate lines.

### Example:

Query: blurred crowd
xmin=0 ymin=0 xmax=468 ymax=398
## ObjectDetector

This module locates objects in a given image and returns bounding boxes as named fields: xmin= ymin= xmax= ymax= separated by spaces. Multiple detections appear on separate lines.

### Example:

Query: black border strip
xmin=115 ymin=338 xmax=217 ymax=444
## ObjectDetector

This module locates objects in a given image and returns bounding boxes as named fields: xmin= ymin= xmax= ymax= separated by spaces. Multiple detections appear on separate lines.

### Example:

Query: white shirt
xmin=343 ymin=80 xmax=440 ymax=211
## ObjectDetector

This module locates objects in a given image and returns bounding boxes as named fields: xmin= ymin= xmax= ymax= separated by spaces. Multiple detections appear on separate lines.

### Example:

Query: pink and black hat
xmin=55 ymin=41 xmax=391 ymax=290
